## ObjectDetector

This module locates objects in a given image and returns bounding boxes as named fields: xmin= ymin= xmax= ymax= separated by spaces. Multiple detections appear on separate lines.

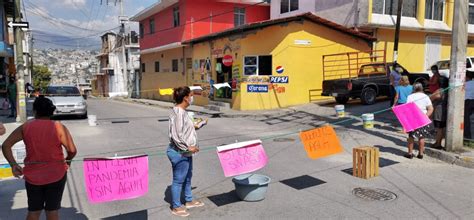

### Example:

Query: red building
xmin=130 ymin=0 xmax=270 ymax=101
xmin=132 ymin=0 xmax=270 ymax=51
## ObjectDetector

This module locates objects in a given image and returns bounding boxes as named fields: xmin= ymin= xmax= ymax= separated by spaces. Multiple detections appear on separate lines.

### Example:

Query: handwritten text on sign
xmin=217 ymin=140 xmax=268 ymax=177
xmin=299 ymin=126 xmax=343 ymax=159
xmin=83 ymin=155 xmax=149 ymax=203
xmin=392 ymin=102 xmax=431 ymax=132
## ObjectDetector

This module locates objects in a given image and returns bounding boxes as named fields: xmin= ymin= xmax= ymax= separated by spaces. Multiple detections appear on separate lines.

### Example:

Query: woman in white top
xmin=167 ymin=86 xmax=204 ymax=217
xmin=405 ymin=83 xmax=434 ymax=159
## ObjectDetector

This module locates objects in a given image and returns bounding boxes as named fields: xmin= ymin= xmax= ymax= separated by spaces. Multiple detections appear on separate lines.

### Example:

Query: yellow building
xmin=139 ymin=13 xmax=374 ymax=110
xmin=270 ymin=0 xmax=474 ymax=72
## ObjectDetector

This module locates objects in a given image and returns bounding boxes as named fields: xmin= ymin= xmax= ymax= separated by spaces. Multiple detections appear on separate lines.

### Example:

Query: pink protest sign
xmin=392 ymin=102 xmax=432 ymax=132
xmin=217 ymin=140 xmax=268 ymax=177
xmin=83 ymin=155 xmax=149 ymax=203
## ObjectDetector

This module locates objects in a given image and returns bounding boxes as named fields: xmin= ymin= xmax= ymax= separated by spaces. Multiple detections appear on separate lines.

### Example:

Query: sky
xmin=24 ymin=0 xmax=157 ymax=49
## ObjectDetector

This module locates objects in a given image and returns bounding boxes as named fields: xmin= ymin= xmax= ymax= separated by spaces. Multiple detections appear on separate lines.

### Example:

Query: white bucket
xmin=335 ymin=105 xmax=345 ymax=118
xmin=362 ymin=113 xmax=375 ymax=129
xmin=88 ymin=115 xmax=97 ymax=126
xmin=12 ymin=142 xmax=26 ymax=162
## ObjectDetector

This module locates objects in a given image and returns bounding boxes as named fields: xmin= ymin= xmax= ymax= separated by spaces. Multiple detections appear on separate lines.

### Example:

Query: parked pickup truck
xmin=321 ymin=63 xmax=430 ymax=105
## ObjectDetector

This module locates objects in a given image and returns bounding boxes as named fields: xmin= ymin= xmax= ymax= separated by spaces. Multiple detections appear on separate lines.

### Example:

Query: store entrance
xmin=215 ymin=58 xmax=232 ymax=99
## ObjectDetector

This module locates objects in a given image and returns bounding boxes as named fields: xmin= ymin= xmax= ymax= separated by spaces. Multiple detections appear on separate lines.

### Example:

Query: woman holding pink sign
xmin=405 ymin=83 xmax=434 ymax=159
xmin=167 ymin=86 xmax=204 ymax=217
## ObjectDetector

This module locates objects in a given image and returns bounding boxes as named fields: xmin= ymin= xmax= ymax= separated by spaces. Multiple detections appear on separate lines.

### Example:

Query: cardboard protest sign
xmin=392 ymin=102 xmax=431 ymax=132
xmin=216 ymin=140 xmax=268 ymax=177
xmin=299 ymin=125 xmax=344 ymax=159
xmin=83 ymin=155 xmax=149 ymax=203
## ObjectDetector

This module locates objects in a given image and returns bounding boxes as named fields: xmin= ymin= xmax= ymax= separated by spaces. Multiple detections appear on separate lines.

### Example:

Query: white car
xmin=46 ymin=85 xmax=88 ymax=118
xmin=424 ymin=57 xmax=474 ymax=78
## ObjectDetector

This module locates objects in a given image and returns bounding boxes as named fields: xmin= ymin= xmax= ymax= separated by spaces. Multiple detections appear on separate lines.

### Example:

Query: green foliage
xmin=32 ymin=65 xmax=51 ymax=92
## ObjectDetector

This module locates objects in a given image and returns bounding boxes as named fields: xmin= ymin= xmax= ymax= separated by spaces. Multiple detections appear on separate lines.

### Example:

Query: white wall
xmin=270 ymin=0 xmax=369 ymax=28
xmin=271 ymin=0 xmax=316 ymax=19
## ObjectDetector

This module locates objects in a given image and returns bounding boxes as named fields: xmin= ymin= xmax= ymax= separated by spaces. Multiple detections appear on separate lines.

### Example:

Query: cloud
xmin=62 ymin=0 xmax=87 ymax=7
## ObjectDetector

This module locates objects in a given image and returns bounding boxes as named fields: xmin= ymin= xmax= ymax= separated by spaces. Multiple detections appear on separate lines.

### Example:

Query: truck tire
xmin=335 ymin=97 xmax=349 ymax=104
xmin=361 ymin=87 xmax=377 ymax=105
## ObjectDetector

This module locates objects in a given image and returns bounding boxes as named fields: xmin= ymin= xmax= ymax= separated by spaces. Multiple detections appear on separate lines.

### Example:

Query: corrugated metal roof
xmin=183 ymin=13 xmax=375 ymax=45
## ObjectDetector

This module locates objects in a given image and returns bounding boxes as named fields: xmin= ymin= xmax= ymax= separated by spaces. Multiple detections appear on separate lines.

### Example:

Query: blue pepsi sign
xmin=270 ymin=76 xmax=289 ymax=84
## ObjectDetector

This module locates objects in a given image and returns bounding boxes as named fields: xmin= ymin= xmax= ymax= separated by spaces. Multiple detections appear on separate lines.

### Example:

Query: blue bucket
xmin=232 ymin=174 xmax=271 ymax=202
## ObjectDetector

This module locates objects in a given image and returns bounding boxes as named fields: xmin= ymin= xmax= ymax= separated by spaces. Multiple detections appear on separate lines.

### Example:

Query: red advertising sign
xmin=223 ymin=55 xmax=233 ymax=67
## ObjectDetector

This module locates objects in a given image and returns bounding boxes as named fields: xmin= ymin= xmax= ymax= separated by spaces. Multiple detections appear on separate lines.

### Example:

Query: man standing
xmin=6 ymin=77 xmax=17 ymax=118
xmin=389 ymin=64 xmax=403 ymax=107
xmin=464 ymin=71 xmax=474 ymax=140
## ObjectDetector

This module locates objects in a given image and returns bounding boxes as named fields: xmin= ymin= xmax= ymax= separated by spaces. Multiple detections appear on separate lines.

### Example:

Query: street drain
xmin=352 ymin=188 xmax=397 ymax=201
xmin=273 ymin=138 xmax=295 ymax=142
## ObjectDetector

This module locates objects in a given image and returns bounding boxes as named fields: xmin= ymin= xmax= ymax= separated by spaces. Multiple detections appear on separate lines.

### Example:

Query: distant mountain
xmin=32 ymin=30 xmax=102 ymax=50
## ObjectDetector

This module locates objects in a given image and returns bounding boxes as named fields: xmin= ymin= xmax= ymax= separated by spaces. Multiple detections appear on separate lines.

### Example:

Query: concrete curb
xmin=425 ymin=148 xmax=474 ymax=169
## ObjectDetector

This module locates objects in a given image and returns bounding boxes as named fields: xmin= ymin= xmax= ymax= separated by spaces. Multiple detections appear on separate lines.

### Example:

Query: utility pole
xmin=14 ymin=0 xmax=27 ymax=122
xmin=393 ymin=0 xmax=403 ymax=63
xmin=446 ymin=0 xmax=468 ymax=152
xmin=118 ymin=0 xmax=130 ymax=97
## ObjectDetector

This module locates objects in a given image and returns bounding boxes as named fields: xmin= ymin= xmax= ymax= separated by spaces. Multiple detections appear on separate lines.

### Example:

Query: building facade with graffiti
xmin=185 ymin=13 xmax=374 ymax=110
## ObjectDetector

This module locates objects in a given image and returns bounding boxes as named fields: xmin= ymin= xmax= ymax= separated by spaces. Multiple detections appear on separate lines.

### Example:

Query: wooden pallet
xmin=353 ymin=146 xmax=379 ymax=179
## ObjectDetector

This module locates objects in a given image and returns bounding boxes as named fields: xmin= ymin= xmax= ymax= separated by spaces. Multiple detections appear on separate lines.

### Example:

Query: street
xmin=1 ymin=98 xmax=473 ymax=219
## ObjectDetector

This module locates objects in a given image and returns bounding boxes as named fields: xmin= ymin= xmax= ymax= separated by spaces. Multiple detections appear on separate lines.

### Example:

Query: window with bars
xmin=470 ymin=0 xmax=474 ymax=24
xmin=425 ymin=0 xmax=444 ymax=21
xmin=173 ymin=7 xmax=180 ymax=27
xmin=234 ymin=7 xmax=246 ymax=27
xmin=155 ymin=61 xmax=160 ymax=72
xmin=280 ymin=0 xmax=299 ymax=14
xmin=243 ymin=55 xmax=272 ymax=76
xmin=139 ymin=23 xmax=144 ymax=38
xmin=372 ymin=0 xmax=417 ymax=18
xmin=172 ymin=59 xmax=179 ymax=72
xmin=149 ymin=19 xmax=155 ymax=34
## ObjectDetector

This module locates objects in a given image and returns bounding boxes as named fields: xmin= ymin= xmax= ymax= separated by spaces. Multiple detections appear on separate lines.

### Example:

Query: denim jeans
xmin=465 ymin=100 xmax=474 ymax=139
xmin=167 ymin=146 xmax=193 ymax=209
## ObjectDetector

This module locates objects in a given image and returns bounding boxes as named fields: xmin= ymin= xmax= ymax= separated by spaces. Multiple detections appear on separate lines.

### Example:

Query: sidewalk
xmin=113 ymin=96 xmax=474 ymax=169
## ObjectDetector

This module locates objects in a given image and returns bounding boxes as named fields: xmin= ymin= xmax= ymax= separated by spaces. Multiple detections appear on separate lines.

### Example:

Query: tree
xmin=32 ymin=65 xmax=52 ymax=92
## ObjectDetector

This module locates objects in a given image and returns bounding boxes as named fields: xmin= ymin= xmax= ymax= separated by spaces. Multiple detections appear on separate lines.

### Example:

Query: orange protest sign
xmin=299 ymin=125 xmax=344 ymax=159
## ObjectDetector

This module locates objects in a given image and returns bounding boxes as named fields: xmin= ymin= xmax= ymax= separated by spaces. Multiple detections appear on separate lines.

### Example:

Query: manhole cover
xmin=273 ymin=138 xmax=295 ymax=142
xmin=352 ymin=188 xmax=397 ymax=201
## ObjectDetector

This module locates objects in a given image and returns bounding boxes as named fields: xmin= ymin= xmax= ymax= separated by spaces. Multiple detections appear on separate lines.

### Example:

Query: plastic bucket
xmin=362 ymin=113 xmax=375 ymax=129
xmin=88 ymin=115 xmax=97 ymax=126
xmin=232 ymin=174 xmax=271 ymax=202
xmin=335 ymin=105 xmax=345 ymax=118
xmin=12 ymin=142 xmax=26 ymax=162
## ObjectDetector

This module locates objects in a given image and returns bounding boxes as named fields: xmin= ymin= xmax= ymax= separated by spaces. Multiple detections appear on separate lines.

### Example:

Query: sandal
xmin=185 ymin=200 xmax=204 ymax=209
xmin=404 ymin=153 xmax=414 ymax=159
xmin=171 ymin=207 xmax=190 ymax=217
xmin=417 ymin=154 xmax=424 ymax=159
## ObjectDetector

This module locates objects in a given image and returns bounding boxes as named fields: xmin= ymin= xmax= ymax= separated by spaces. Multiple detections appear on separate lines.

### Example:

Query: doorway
xmin=215 ymin=58 xmax=232 ymax=99
xmin=425 ymin=36 xmax=441 ymax=70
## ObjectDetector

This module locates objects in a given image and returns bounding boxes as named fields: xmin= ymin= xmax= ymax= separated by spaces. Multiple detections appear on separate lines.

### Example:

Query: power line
xmin=21 ymin=0 xmax=28 ymax=22
xmin=25 ymin=0 xmax=102 ymax=32
xmin=32 ymin=25 xmax=120 ymax=42
xmin=34 ymin=38 xmax=101 ymax=48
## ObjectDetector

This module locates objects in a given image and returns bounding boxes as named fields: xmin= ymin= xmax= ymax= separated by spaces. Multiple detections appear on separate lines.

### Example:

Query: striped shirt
xmin=169 ymin=107 xmax=197 ymax=156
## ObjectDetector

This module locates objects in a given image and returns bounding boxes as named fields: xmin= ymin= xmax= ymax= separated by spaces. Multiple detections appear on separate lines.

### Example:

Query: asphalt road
xmin=0 ymin=99 xmax=473 ymax=219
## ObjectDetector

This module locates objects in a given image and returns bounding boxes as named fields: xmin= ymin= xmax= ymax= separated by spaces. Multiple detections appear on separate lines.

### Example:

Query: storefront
xmin=185 ymin=13 xmax=374 ymax=110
